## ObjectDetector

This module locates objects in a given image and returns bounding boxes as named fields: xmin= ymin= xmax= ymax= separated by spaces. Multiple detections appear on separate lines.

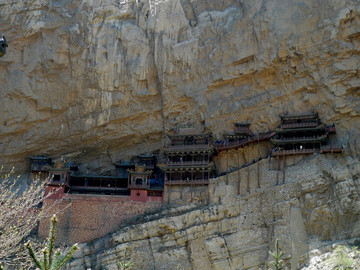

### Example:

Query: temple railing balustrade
xmin=279 ymin=121 xmax=319 ymax=129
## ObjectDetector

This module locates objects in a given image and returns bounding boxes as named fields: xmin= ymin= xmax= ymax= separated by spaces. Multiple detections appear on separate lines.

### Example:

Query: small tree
xmin=0 ymin=167 xmax=67 ymax=267
xmin=269 ymin=239 xmax=284 ymax=270
xmin=0 ymin=168 xmax=46 ymax=265
xmin=25 ymin=215 xmax=78 ymax=270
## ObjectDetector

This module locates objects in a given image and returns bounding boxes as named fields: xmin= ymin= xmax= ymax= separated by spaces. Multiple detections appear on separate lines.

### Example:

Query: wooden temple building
xmin=46 ymin=160 xmax=70 ymax=199
xmin=159 ymin=126 xmax=214 ymax=186
xmin=33 ymin=114 xmax=344 ymax=244
xmin=29 ymin=156 xmax=52 ymax=180
xmin=32 ymin=154 xmax=164 ymax=202
xmin=127 ymin=164 xmax=163 ymax=202
xmin=30 ymin=113 xmax=343 ymax=202
xmin=270 ymin=112 xmax=343 ymax=185
xmin=271 ymin=112 xmax=342 ymax=156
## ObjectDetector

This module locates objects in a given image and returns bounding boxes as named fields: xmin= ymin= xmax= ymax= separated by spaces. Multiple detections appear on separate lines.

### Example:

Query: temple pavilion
xmin=159 ymin=126 xmax=214 ymax=185
xmin=271 ymin=112 xmax=341 ymax=156
xmin=29 ymin=156 xmax=52 ymax=180
xmin=222 ymin=123 xmax=251 ymax=146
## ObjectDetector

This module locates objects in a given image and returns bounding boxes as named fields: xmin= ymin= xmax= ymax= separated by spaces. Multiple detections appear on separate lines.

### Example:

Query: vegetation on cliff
xmin=25 ymin=215 xmax=78 ymax=270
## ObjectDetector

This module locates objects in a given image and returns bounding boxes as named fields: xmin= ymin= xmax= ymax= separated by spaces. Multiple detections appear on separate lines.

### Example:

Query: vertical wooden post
xmin=168 ymin=189 xmax=170 ymax=205
xmin=247 ymin=140 xmax=250 ymax=193
xmin=276 ymin=156 xmax=279 ymax=186
xmin=257 ymin=139 xmax=260 ymax=189
xmin=226 ymin=150 xmax=229 ymax=185
xmin=237 ymin=147 xmax=241 ymax=195
xmin=190 ymin=171 xmax=193 ymax=202
xmin=180 ymin=175 xmax=183 ymax=200
xmin=207 ymin=179 xmax=210 ymax=205
xmin=331 ymin=143 xmax=334 ymax=167
xmin=201 ymin=170 xmax=205 ymax=203
xmin=282 ymin=155 xmax=286 ymax=184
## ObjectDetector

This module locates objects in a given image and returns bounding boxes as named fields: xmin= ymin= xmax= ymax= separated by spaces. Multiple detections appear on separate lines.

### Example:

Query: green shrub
xmin=331 ymin=245 xmax=354 ymax=270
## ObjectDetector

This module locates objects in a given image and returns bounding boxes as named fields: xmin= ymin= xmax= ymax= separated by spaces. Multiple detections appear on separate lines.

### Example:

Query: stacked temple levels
xmin=126 ymin=164 xmax=162 ymax=201
xmin=29 ymin=156 xmax=52 ymax=180
xmin=271 ymin=112 xmax=341 ymax=156
xmin=160 ymin=126 xmax=214 ymax=185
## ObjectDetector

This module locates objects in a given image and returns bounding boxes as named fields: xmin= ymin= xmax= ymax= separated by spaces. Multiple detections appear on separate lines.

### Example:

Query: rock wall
xmin=65 ymin=154 xmax=360 ymax=269
xmin=39 ymin=193 xmax=162 ymax=244
xmin=0 ymin=0 xmax=359 ymax=174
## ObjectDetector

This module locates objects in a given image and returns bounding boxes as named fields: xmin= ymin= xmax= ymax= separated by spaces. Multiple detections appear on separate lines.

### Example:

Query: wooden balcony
xmin=272 ymin=148 xmax=317 ymax=157
xmin=69 ymin=185 xmax=129 ymax=192
xmin=279 ymin=121 xmax=319 ymax=129
xmin=216 ymin=131 xmax=276 ymax=152
xmin=164 ymin=179 xmax=209 ymax=185
xmin=166 ymin=144 xmax=211 ymax=151
xmin=320 ymin=146 xmax=344 ymax=154
xmin=271 ymin=134 xmax=327 ymax=144
xmin=166 ymin=161 xmax=209 ymax=166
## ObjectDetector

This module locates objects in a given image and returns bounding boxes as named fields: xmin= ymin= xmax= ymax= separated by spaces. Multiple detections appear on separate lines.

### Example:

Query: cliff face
xmin=0 ymin=0 xmax=359 ymax=173
xmin=66 ymin=154 xmax=360 ymax=269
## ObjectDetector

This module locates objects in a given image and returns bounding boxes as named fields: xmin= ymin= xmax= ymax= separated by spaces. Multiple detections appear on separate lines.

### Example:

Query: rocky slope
xmin=0 ymin=0 xmax=359 ymax=173
xmin=65 ymin=154 xmax=360 ymax=269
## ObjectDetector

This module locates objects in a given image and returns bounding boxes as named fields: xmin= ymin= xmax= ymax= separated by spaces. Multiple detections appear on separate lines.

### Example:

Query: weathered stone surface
xmin=0 ymin=0 xmax=359 ymax=269
xmin=0 ymin=0 xmax=359 ymax=174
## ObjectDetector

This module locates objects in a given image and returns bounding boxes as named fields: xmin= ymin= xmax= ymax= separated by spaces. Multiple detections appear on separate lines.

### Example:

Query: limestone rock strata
xmin=0 ymin=0 xmax=360 ymax=173
xmin=66 ymin=154 xmax=360 ymax=269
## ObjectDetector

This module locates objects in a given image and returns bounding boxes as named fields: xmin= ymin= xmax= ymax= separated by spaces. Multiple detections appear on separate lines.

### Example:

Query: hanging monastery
xmin=31 ymin=111 xmax=343 ymax=244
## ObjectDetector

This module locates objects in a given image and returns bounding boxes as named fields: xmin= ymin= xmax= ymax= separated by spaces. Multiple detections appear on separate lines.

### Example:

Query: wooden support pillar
xmin=201 ymin=170 xmax=205 ymax=202
xmin=247 ymin=142 xmax=250 ymax=193
xmin=257 ymin=139 xmax=260 ymax=189
xmin=247 ymin=165 xmax=250 ymax=193
xmin=226 ymin=151 xmax=229 ymax=185
xmin=276 ymin=156 xmax=279 ymax=186
xmin=168 ymin=189 xmax=171 ymax=205
xmin=180 ymin=172 xmax=183 ymax=200
xmin=237 ymin=147 xmax=241 ymax=196
xmin=190 ymin=171 xmax=193 ymax=202
xmin=207 ymin=181 xmax=210 ymax=205
xmin=282 ymin=155 xmax=286 ymax=184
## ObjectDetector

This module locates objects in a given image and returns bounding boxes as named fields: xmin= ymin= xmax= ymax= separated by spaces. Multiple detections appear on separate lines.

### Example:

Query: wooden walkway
xmin=216 ymin=131 xmax=276 ymax=152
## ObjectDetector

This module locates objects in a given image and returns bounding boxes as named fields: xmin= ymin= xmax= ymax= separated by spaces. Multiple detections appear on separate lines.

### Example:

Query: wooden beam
xmin=226 ymin=151 xmax=229 ymax=185
xmin=247 ymin=139 xmax=250 ymax=193
xmin=237 ymin=147 xmax=241 ymax=196
xmin=257 ymin=139 xmax=260 ymax=189
xmin=282 ymin=155 xmax=286 ymax=184
xmin=276 ymin=156 xmax=279 ymax=186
